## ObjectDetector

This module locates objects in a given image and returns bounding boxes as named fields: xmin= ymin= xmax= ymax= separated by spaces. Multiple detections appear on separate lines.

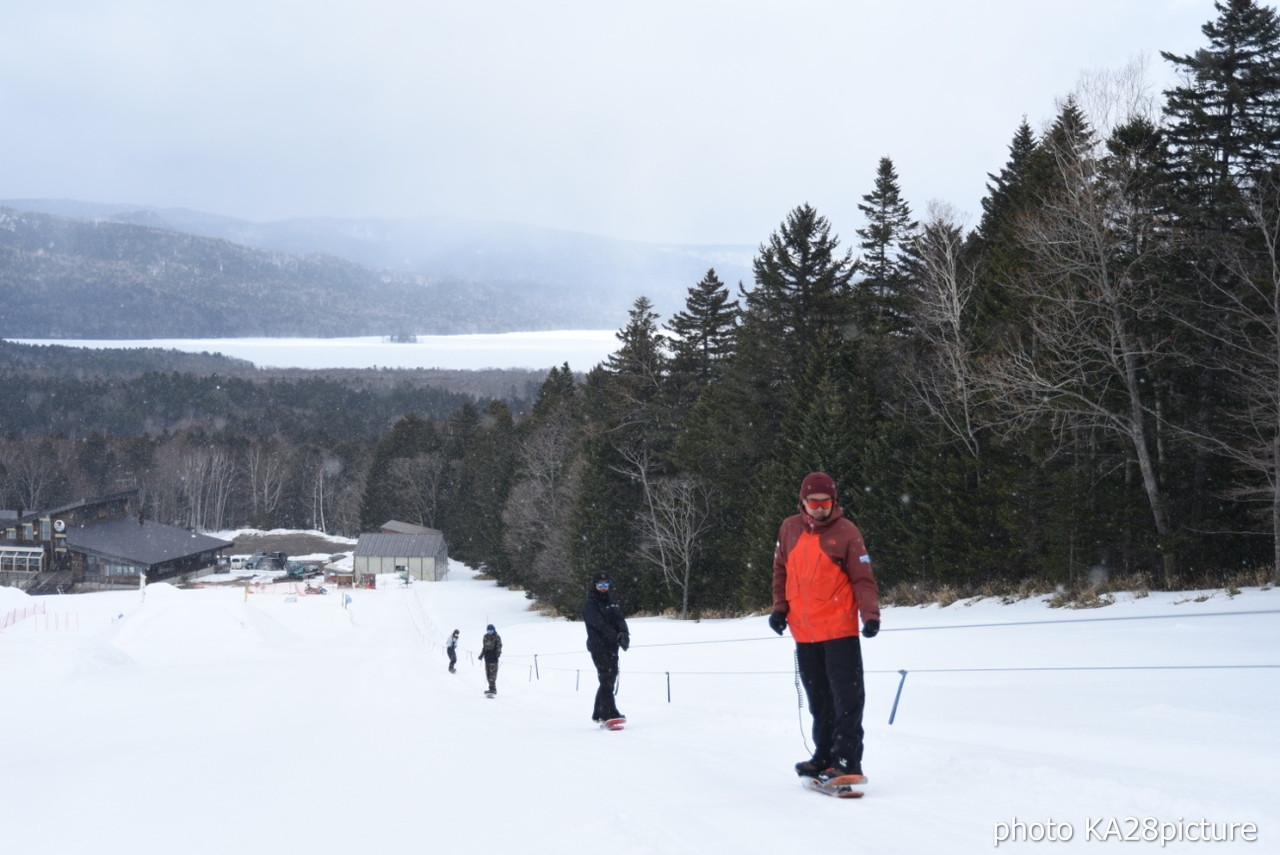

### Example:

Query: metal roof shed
xmin=352 ymin=532 xmax=448 ymax=583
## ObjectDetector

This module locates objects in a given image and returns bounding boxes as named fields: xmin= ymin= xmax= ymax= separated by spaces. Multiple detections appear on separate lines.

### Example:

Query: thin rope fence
xmin=476 ymin=607 xmax=1280 ymax=717
xmin=502 ymin=606 xmax=1280 ymax=673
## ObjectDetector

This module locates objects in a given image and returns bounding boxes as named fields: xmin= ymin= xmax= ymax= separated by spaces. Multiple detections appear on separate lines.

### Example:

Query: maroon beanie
xmin=799 ymin=471 xmax=837 ymax=500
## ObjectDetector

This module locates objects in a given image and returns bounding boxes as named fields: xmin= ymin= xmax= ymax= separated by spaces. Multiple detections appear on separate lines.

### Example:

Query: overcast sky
xmin=0 ymin=0 xmax=1217 ymax=246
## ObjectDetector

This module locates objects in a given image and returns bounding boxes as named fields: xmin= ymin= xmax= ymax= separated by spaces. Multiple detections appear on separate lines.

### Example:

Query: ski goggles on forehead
xmin=595 ymin=580 xmax=611 ymax=589
xmin=804 ymin=497 xmax=834 ymax=510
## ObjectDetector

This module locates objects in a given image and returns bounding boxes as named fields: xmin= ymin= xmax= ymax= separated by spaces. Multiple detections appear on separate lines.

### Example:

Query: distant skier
xmin=446 ymin=629 xmax=460 ymax=673
xmin=583 ymin=571 xmax=629 ymax=723
xmin=478 ymin=624 xmax=502 ymax=695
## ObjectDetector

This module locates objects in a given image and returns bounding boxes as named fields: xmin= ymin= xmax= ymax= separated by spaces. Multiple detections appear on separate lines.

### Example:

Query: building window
xmin=103 ymin=562 xmax=141 ymax=578
xmin=83 ymin=554 xmax=142 ymax=578
xmin=0 ymin=546 xmax=44 ymax=576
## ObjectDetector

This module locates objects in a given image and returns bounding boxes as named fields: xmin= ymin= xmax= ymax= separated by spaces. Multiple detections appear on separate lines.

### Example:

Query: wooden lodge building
xmin=0 ymin=489 xmax=233 ymax=594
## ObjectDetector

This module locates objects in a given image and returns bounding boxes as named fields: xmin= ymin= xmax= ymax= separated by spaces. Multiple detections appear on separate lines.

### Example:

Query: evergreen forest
xmin=5 ymin=1 xmax=1280 ymax=617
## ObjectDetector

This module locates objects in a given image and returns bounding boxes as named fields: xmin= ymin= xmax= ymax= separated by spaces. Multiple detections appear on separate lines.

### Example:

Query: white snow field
xmin=2 ymin=561 xmax=1276 ymax=854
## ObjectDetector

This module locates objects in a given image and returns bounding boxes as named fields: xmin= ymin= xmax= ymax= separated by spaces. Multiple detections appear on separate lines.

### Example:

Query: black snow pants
xmin=591 ymin=649 xmax=622 ymax=720
xmin=795 ymin=634 xmax=866 ymax=771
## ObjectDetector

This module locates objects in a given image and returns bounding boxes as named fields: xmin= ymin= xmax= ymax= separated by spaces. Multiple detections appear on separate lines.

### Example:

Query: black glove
xmin=768 ymin=611 xmax=787 ymax=635
xmin=478 ymin=652 xmax=484 ymax=660
xmin=618 ymin=631 xmax=630 ymax=651
xmin=862 ymin=619 xmax=880 ymax=638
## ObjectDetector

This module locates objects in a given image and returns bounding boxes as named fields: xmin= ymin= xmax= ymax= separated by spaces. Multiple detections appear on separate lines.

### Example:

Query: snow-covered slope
xmin=1 ymin=566 xmax=1274 ymax=854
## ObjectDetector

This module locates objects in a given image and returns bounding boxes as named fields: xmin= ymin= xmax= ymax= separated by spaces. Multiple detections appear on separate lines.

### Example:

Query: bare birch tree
xmin=0 ymin=439 xmax=66 ymax=512
xmin=1191 ymin=171 xmax=1280 ymax=583
xmin=296 ymin=446 xmax=350 ymax=534
xmin=179 ymin=446 xmax=237 ymax=531
xmin=614 ymin=444 xmax=712 ymax=617
xmin=326 ymin=475 xmax=367 ymax=538
xmin=387 ymin=452 xmax=448 ymax=527
xmin=502 ymin=408 xmax=580 ymax=589
xmin=306 ymin=451 xmax=330 ymax=533
xmin=639 ymin=474 xmax=711 ymax=618
xmin=907 ymin=202 xmax=983 ymax=459
xmin=976 ymin=121 xmax=1179 ymax=582
xmin=1072 ymin=54 xmax=1158 ymax=140
xmin=147 ymin=440 xmax=187 ymax=525
xmin=244 ymin=441 xmax=290 ymax=528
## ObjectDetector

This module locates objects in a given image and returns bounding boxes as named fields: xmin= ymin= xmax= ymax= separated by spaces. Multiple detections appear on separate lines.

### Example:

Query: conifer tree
xmin=684 ymin=205 xmax=859 ymax=608
xmin=969 ymin=119 xmax=1040 ymax=348
xmin=665 ymin=268 xmax=739 ymax=413
xmin=1157 ymin=0 xmax=1280 ymax=575
xmin=976 ymin=119 xmax=1039 ymax=248
xmin=718 ymin=204 xmax=858 ymax=498
xmin=531 ymin=363 xmax=578 ymax=421
xmin=602 ymin=296 xmax=666 ymax=425
xmin=854 ymin=156 xmax=918 ymax=335
xmin=747 ymin=204 xmax=857 ymax=375
xmin=358 ymin=413 xmax=439 ymax=531
xmin=441 ymin=399 xmax=517 ymax=579
xmin=1162 ymin=0 xmax=1280 ymax=216
xmin=575 ymin=297 xmax=673 ymax=612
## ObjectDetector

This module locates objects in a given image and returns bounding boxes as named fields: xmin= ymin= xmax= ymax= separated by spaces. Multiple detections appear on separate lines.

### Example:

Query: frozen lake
xmin=13 ymin=331 xmax=619 ymax=371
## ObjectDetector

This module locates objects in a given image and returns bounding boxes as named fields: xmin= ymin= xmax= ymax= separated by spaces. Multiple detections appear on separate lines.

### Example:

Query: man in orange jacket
xmin=769 ymin=471 xmax=881 ymax=782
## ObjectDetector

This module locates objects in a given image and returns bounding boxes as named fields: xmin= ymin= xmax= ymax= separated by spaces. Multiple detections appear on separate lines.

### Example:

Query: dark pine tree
xmin=854 ymin=156 xmax=919 ymax=336
xmin=358 ymin=413 xmax=440 ymax=531
xmin=441 ymin=399 xmax=518 ymax=580
xmin=685 ymin=205 xmax=858 ymax=609
xmin=664 ymin=268 xmax=740 ymax=417
xmin=1159 ymin=0 xmax=1280 ymax=578
xmin=969 ymin=119 xmax=1040 ymax=349
xmin=747 ymin=203 xmax=858 ymax=375
xmin=573 ymin=297 xmax=672 ymax=612
xmin=1161 ymin=0 xmax=1280 ymax=220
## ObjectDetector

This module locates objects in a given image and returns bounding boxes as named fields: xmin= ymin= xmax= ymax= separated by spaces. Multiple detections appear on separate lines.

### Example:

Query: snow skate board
xmin=599 ymin=717 xmax=625 ymax=731
xmin=804 ymin=773 xmax=866 ymax=799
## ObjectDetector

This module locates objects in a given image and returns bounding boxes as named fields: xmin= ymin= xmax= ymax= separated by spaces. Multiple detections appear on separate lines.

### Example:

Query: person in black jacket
xmin=582 ymin=571 xmax=629 ymax=723
xmin=478 ymin=624 xmax=502 ymax=695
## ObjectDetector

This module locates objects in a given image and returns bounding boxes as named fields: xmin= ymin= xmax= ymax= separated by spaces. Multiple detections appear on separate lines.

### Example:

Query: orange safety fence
xmin=1 ymin=601 xmax=47 ymax=631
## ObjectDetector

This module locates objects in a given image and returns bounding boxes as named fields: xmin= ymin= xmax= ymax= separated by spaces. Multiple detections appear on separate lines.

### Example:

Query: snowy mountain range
xmin=0 ymin=200 xmax=754 ymax=338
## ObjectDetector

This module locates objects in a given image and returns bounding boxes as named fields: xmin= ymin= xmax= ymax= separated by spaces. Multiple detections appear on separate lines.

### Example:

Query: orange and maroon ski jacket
xmin=771 ymin=505 xmax=880 ymax=644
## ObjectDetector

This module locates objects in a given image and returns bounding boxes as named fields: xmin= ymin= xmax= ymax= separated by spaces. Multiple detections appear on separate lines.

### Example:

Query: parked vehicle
xmin=284 ymin=561 xmax=319 ymax=579
xmin=244 ymin=551 xmax=287 ymax=571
